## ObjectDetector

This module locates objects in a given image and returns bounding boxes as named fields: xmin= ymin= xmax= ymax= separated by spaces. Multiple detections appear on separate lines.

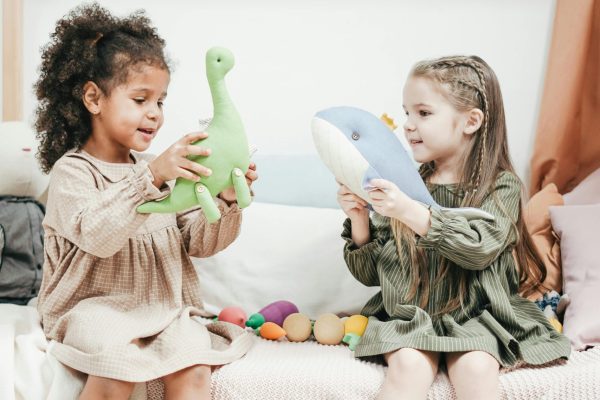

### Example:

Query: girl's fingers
xmin=340 ymin=193 xmax=367 ymax=206
xmin=340 ymin=196 xmax=367 ymax=207
xmin=186 ymin=145 xmax=211 ymax=157
xmin=245 ymin=169 xmax=258 ymax=182
xmin=338 ymin=185 xmax=352 ymax=195
xmin=182 ymin=131 xmax=208 ymax=144
xmin=369 ymin=178 xmax=392 ymax=190
xmin=337 ymin=185 xmax=367 ymax=206
xmin=182 ymin=159 xmax=212 ymax=177
xmin=177 ymin=167 xmax=201 ymax=182
xmin=349 ymin=202 xmax=365 ymax=211
xmin=368 ymin=190 xmax=386 ymax=201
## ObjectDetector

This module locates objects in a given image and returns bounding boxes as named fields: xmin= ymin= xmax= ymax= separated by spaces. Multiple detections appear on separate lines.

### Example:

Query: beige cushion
xmin=523 ymin=183 xmax=563 ymax=299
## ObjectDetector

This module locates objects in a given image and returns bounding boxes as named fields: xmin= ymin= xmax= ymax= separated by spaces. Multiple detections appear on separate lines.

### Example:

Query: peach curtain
xmin=529 ymin=0 xmax=600 ymax=195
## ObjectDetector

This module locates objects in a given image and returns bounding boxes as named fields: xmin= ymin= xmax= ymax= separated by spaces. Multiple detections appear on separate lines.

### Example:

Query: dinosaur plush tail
xmin=136 ymin=182 xmax=197 ymax=214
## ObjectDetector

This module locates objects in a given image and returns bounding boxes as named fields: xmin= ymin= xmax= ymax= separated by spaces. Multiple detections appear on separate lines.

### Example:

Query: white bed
xmin=2 ymin=302 xmax=600 ymax=400
xmin=2 ymin=155 xmax=599 ymax=399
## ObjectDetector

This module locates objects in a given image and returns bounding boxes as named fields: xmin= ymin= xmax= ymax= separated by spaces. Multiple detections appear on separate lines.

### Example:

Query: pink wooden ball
xmin=218 ymin=306 xmax=247 ymax=328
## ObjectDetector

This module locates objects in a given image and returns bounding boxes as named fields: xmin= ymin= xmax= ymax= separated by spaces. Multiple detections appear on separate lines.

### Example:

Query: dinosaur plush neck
xmin=137 ymin=47 xmax=251 ymax=222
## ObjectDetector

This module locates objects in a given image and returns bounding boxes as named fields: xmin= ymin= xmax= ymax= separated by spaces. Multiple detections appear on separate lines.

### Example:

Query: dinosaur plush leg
xmin=232 ymin=168 xmax=252 ymax=208
xmin=194 ymin=183 xmax=221 ymax=223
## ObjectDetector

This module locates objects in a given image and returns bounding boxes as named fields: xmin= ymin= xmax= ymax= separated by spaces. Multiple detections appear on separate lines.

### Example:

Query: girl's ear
xmin=464 ymin=108 xmax=484 ymax=135
xmin=82 ymin=81 xmax=102 ymax=114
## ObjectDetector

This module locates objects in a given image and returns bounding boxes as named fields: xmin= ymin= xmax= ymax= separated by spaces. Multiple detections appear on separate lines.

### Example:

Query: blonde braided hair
xmin=389 ymin=55 xmax=547 ymax=315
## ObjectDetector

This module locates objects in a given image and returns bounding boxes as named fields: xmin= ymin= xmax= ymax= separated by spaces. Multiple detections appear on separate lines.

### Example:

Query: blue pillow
xmin=251 ymin=154 xmax=339 ymax=208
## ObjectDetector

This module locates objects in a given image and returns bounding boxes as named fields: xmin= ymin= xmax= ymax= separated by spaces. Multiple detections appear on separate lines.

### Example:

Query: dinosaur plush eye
xmin=351 ymin=132 xmax=360 ymax=140
xmin=217 ymin=58 xmax=221 ymax=62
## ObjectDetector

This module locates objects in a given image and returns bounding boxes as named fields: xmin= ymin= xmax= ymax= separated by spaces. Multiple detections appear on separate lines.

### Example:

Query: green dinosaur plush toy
xmin=137 ymin=47 xmax=251 ymax=222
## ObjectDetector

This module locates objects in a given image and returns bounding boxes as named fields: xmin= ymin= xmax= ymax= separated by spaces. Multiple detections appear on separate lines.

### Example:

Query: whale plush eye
xmin=351 ymin=132 xmax=360 ymax=140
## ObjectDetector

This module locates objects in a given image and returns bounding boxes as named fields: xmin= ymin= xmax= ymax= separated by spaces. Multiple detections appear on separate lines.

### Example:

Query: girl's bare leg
xmin=377 ymin=348 xmax=440 ymax=400
xmin=79 ymin=375 xmax=135 ymax=400
xmin=163 ymin=365 xmax=212 ymax=400
xmin=446 ymin=351 xmax=500 ymax=400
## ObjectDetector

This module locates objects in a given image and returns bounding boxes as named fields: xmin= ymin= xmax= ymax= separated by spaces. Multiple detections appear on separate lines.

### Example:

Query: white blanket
xmin=2 ymin=303 xmax=599 ymax=400
xmin=0 ymin=304 xmax=147 ymax=400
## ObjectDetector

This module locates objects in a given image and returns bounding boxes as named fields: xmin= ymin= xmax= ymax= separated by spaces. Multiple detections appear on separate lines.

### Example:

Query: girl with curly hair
xmin=34 ymin=4 xmax=256 ymax=399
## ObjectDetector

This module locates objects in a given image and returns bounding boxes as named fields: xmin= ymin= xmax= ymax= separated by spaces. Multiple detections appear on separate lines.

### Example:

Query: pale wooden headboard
xmin=2 ymin=0 xmax=23 ymax=121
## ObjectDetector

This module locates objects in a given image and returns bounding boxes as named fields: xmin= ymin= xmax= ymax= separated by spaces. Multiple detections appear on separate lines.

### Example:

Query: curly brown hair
xmin=34 ymin=3 xmax=170 ymax=173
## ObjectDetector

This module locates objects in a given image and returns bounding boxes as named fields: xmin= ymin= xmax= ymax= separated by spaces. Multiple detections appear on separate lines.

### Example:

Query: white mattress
xmin=3 ymin=304 xmax=599 ymax=400
xmin=201 ymin=334 xmax=600 ymax=400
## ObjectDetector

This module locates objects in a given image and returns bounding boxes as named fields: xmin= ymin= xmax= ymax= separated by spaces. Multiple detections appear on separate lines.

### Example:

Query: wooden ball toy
xmin=313 ymin=313 xmax=344 ymax=345
xmin=283 ymin=313 xmax=312 ymax=342
xmin=218 ymin=306 xmax=247 ymax=328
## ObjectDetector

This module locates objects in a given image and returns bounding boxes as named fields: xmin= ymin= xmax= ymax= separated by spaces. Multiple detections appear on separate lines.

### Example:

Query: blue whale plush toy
xmin=311 ymin=106 xmax=493 ymax=221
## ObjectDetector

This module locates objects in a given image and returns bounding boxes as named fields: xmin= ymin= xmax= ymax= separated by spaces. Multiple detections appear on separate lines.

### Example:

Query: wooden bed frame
xmin=2 ymin=0 xmax=22 ymax=121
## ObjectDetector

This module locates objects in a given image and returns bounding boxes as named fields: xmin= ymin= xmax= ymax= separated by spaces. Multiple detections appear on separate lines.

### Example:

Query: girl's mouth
xmin=138 ymin=129 xmax=156 ymax=141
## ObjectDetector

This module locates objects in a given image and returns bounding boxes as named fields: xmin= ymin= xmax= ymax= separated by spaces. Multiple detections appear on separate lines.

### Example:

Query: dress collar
xmin=64 ymin=149 xmax=142 ymax=183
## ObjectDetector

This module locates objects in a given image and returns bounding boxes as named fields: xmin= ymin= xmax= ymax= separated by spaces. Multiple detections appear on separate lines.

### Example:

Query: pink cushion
xmin=550 ymin=203 xmax=600 ymax=350
xmin=563 ymin=167 xmax=600 ymax=205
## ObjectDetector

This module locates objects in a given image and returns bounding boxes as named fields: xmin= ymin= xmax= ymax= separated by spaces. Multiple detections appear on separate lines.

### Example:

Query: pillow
xmin=523 ymin=183 xmax=564 ymax=299
xmin=549 ymin=203 xmax=600 ymax=350
xmin=193 ymin=202 xmax=379 ymax=319
xmin=563 ymin=167 xmax=600 ymax=205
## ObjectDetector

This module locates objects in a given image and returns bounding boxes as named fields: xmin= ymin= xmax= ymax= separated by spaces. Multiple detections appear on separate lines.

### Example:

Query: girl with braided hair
xmin=338 ymin=55 xmax=570 ymax=399
xmin=35 ymin=4 xmax=256 ymax=399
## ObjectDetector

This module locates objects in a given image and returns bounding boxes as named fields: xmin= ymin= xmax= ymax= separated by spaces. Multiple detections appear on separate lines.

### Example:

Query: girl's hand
xmin=368 ymin=179 xmax=411 ymax=220
xmin=219 ymin=162 xmax=258 ymax=203
xmin=149 ymin=132 xmax=212 ymax=188
xmin=337 ymin=184 xmax=369 ymax=222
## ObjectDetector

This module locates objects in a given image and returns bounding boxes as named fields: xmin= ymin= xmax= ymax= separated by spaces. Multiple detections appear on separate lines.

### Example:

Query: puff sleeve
xmin=44 ymin=157 xmax=170 ymax=258
xmin=341 ymin=214 xmax=391 ymax=287
xmin=416 ymin=172 xmax=521 ymax=270
xmin=176 ymin=198 xmax=242 ymax=258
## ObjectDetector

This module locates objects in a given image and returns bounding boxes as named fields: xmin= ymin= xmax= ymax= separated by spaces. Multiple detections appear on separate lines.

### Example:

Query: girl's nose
xmin=147 ymin=106 xmax=160 ymax=120
xmin=403 ymin=118 xmax=416 ymax=132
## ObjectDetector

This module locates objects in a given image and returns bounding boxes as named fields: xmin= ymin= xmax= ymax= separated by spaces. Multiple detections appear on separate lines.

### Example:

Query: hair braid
xmin=402 ymin=55 xmax=549 ymax=312
xmin=432 ymin=57 xmax=489 ymax=194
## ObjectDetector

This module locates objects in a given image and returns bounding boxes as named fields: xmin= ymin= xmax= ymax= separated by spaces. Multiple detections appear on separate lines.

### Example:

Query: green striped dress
xmin=342 ymin=172 xmax=571 ymax=367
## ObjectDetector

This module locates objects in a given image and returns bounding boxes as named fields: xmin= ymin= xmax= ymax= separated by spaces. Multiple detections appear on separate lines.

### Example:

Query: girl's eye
xmin=134 ymin=98 xmax=145 ymax=104
xmin=158 ymin=101 xmax=164 ymax=108
xmin=419 ymin=110 xmax=431 ymax=117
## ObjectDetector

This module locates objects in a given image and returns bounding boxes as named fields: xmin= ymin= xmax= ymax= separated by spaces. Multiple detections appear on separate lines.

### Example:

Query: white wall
xmin=21 ymin=0 xmax=555 ymax=181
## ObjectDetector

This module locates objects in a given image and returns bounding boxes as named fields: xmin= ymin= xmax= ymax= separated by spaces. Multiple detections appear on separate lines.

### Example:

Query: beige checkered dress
xmin=342 ymin=172 xmax=571 ymax=367
xmin=37 ymin=150 xmax=252 ymax=382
